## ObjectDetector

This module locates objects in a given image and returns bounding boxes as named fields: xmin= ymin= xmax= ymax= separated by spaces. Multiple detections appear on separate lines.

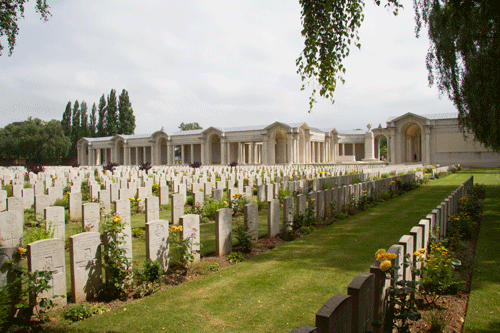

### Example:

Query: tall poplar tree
xmin=106 ymin=89 xmax=118 ymax=136
xmin=80 ymin=101 xmax=88 ymax=138
xmin=97 ymin=94 xmax=107 ymax=137
xmin=118 ymin=89 xmax=136 ymax=135
xmin=89 ymin=103 xmax=97 ymax=137
xmin=71 ymin=100 xmax=81 ymax=157
xmin=61 ymin=101 xmax=72 ymax=138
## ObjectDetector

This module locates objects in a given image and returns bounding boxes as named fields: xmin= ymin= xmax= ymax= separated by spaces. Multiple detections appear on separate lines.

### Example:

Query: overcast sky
xmin=0 ymin=0 xmax=457 ymax=135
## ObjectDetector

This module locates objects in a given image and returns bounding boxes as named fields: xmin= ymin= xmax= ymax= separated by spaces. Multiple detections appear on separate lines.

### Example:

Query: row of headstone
xmin=289 ymin=175 xmax=473 ymax=333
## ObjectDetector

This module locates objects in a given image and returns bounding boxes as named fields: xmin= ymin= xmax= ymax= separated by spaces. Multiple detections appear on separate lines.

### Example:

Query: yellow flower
xmin=128 ymin=197 xmax=135 ymax=201
xmin=386 ymin=253 xmax=397 ymax=260
xmin=375 ymin=249 xmax=386 ymax=261
xmin=113 ymin=215 xmax=123 ymax=222
xmin=16 ymin=247 xmax=27 ymax=254
xmin=223 ymin=201 xmax=227 ymax=205
xmin=380 ymin=260 xmax=392 ymax=272
xmin=137 ymin=198 xmax=142 ymax=202
xmin=390 ymin=181 xmax=395 ymax=185
xmin=178 ymin=226 xmax=183 ymax=231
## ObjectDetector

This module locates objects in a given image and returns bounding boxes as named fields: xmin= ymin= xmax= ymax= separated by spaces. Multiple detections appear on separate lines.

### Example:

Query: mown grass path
xmin=53 ymin=170 xmax=497 ymax=333
xmin=462 ymin=169 xmax=500 ymax=332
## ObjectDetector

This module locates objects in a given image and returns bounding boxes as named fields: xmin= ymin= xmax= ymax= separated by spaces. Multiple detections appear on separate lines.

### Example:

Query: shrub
xmin=229 ymin=161 xmax=238 ymax=167
xmin=100 ymin=214 xmax=133 ymax=300
xmin=190 ymin=261 xmax=220 ymax=275
xmin=53 ymin=197 xmax=69 ymax=210
xmin=135 ymin=259 xmax=162 ymax=284
xmin=132 ymin=227 xmax=145 ymax=238
xmin=23 ymin=223 xmax=54 ymax=245
xmin=139 ymin=162 xmax=152 ymax=171
xmin=103 ymin=163 xmax=118 ymax=172
xmin=25 ymin=163 xmax=44 ymax=174
xmin=233 ymin=222 xmax=253 ymax=253
xmin=190 ymin=161 xmax=202 ymax=168
xmin=63 ymin=303 xmax=98 ymax=322
xmin=203 ymin=197 xmax=228 ymax=221
xmin=227 ymin=251 xmax=244 ymax=263
xmin=420 ymin=242 xmax=463 ymax=304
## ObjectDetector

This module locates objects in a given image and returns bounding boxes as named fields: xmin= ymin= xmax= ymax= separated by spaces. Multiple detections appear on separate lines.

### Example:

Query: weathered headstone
xmin=0 ymin=246 xmax=21 ymax=288
xmin=145 ymin=196 xmax=160 ymax=222
xmin=296 ymin=194 xmax=306 ymax=216
xmin=180 ymin=214 xmax=201 ymax=262
xmin=145 ymin=219 xmax=169 ymax=272
xmin=315 ymin=294 xmax=352 ymax=333
xmin=114 ymin=199 xmax=133 ymax=260
xmin=22 ymin=188 xmax=34 ymax=210
xmin=0 ymin=211 xmax=23 ymax=246
xmin=0 ymin=190 xmax=7 ymax=211
xmin=243 ymin=203 xmax=259 ymax=241
xmin=69 ymin=232 xmax=102 ymax=302
xmin=98 ymin=189 xmax=111 ymax=214
xmin=69 ymin=192 xmax=82 ymax=221
xmin=45 ymin=206 xmax=65 ymax=239
xmin=193 ymin=191 xmax=204 ymax=211
xmin=28 ymin=238 xmax=67 ymax=307
xmin=82 ymin=203 xmax=100 ymax=232
xmin=212 ymin=188 xmax=223 ymax=200
xmin=7 ymin=196 xmax=23 ymax=212
xmin=267 ymin=198 xmax=280 ymax=238
xmin=348 ymin=272 xmax=375 ymax=333
xmin=159 ymin=185 xmax=169 ymax=205
xmin=215 ymin=208 xmax=232 ymax=256
xmin=283 ymin=197 xmax=294 ymax=231
xmin=170 ymin=193 xmax=184 ymax=226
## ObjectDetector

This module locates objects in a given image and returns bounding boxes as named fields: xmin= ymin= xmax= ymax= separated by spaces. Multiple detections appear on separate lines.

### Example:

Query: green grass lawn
xmin=45 ymin=169 xmax=500 ymax=333
xmin=462 ymin=169 xmax=500 ymax=332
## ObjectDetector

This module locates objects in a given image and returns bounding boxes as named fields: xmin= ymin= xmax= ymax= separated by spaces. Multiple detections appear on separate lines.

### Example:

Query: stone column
xmin=201 ymin=142 xmax=205 ymax=165
xmin=220 ymin=138 xmax=227 ymax=165
xmin=425 ymin=125 xmax=431 ymax=165
xmin=262 ymin=137 xmax=268 ymax=165
xmin=181 ymin=145 xmax=185 ymax=164
xmin=287 ymin=136 xmax=292 ymax=164
xmin=190 ymin=144 xmax=194 ymax=164
xmin=250 ymin=142 xmax=255 ymax=164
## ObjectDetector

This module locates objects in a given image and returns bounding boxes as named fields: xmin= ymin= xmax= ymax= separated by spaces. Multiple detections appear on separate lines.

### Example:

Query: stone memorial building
xmin=77 ymin=112 xmax=500 ymax=168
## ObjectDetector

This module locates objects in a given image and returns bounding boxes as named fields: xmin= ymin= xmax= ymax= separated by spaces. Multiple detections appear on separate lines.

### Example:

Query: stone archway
xmin=374 ymin=134 xmax=388 ymax=161
xmin=401 ymin=122 xmax=422 ymax=162
xmin=158 ymin=137 xmax=168 ymax=165
xmin=117 ymin=141 xmax=125 ymax=165
xmin=274 ymin=129 xmax=287 ymax=164
xmin=209 ymin=134 xmax=221 ymax=165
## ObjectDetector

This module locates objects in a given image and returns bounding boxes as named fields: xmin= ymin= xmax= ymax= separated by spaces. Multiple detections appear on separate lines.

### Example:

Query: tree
xmin=178 ymin=122 xmax=203 ymax=131
xmin=89 ymin=102 xmax=97 ymax=137
xmin=415 ymin=0 xmax=500 ymax=152
xmin=297 ymin=0 xmax=402 ymax=111
xmin=97 ymin=94 xmax=107 ymax=137
xmin=117 ymin=89 xmax=136 ymax=135
xmin=71 ymin=100 xmax=80 ymax=146
xmin=61 ymin=101 xmax=72 ymax=138
xmin=80 ymin=101 xmax=88 ymax=138
xmin=299 ymin=0 xmax=499 ymax=152
xmin=0 ymin=118 xmax=70 ymax=163
xmin=106 ymin=89 xmax=118 ymax=136
xmin=0 ymin=0 xmax=50 ymax=57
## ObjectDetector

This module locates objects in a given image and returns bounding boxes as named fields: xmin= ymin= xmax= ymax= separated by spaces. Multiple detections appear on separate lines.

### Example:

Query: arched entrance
xmin=274 ymin=129 xmax=287 ymax=164
xmin=401 ymin=122 xmax=422 ymax=162
xmin=117 ymin=141 xmax=125 ymax=165
xmin=209 ymin=134 xmax=221 ymax=164
xmin=374 ymin=134 xmax=388 ymax=161
xmin=158 ymin=137 xmax=168 ymax=165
